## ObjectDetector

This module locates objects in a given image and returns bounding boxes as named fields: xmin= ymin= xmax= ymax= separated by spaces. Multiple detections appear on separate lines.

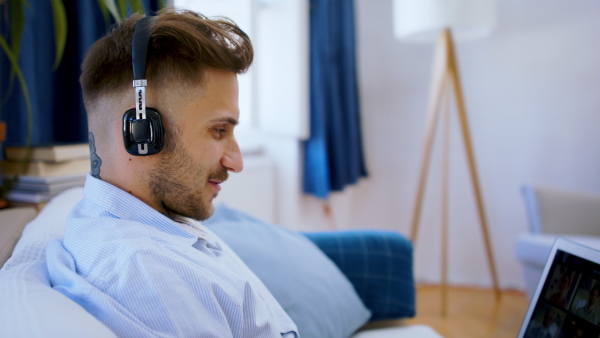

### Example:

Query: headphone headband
xmin=132 ymin=16 xmax=154 ymax=81
xmin=122 ymin=15 xmax=165 ymax=156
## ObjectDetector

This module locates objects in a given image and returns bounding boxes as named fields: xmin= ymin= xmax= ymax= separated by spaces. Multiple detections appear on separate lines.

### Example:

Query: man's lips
xmin=208 ymin=170 xmax=228 ymax=193
xmin=208 ymin=179 xmax=223 ymax=191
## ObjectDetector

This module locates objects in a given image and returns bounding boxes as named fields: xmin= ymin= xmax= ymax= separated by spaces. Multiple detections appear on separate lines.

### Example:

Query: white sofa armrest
xmin=0 ymin=188 xmax=117 ymax=337
xmin=0 ymin=207 xmax=37 ymax=268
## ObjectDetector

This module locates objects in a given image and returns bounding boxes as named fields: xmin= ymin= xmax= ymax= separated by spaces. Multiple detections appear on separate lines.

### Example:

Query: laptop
xmin=518 ymin=237 xmax=600 ymax=338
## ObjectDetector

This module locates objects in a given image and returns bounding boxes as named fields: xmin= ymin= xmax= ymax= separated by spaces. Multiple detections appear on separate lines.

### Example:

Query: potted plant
xmin=0 ymin=0 xmax=164 ymax=207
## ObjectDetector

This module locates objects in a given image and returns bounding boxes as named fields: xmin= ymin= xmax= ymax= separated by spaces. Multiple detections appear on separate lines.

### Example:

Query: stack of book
xmin=1 ymin=143 xmax=90 ymax=208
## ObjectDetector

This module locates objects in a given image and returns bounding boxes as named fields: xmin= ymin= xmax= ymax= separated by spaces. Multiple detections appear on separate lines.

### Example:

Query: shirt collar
xmin=82 ymin=173 xmax=198 ymax=245
xmin=173 ymin=216 xmax=223 ymax=253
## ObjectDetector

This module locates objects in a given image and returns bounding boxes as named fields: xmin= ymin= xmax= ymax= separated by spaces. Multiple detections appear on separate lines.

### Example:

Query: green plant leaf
xmin=130 ymin=0 xmax=144 ymax=14
xmin=9 ymin=0 xmax=26 ymax=60
xmin=0 ymin=35 xmax=33 ymax=177
xmin=100 ymin=0 xmax=122 ymax=23
xmin=1 ymin=0 xmax=27 ymax=112
xmin=117 ymin=0 xmax=126 ymax=19
xmin=0 ymin=35 xmax=32 ymax=144
xmin=49 ymin=0 xmax=67 ymax=69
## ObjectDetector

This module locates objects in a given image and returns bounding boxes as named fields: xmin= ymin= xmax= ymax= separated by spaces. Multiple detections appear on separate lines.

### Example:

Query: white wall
xmin=258 ymin=0 xmax=600 ymax=290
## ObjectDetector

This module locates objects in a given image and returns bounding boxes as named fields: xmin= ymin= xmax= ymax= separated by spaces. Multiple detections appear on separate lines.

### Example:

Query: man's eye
xmin=214 ymin=128 xmax=228 ymax=138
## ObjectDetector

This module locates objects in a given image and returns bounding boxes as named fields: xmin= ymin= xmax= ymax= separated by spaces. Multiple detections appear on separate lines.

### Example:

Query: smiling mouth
xmin=207 ymin=169 xmax=228 ymax=193
xmin=208 ymin=180 xmax=223 ymax=191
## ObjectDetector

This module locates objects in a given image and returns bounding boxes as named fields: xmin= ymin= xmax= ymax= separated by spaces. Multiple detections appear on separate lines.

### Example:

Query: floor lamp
xmin=393 ymin=0 xmax=501 ymax=315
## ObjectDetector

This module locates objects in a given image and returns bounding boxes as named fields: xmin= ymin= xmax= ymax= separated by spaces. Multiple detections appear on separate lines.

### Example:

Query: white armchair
xmin=521 ymin=185 xmax=600 ymax=236
xmin=516 ymin=185 xmax=600 ymax=299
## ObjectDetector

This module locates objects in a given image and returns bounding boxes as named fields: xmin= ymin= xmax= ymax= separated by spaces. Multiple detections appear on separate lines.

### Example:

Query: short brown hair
xmin=80 ymin=9 xmax=253 ymax=109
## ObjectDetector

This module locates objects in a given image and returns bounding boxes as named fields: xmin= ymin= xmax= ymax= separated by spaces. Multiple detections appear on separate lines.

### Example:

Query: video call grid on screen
xmin=524 ymin=250 xmax=600 ymax=338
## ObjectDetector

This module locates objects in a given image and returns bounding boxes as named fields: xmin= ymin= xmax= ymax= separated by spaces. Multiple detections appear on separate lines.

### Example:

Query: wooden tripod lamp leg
xmin=410 ymin=28 xmax=501 ymax=307
xmin=444 ymin=30 xmax=501 ymax=300
xmin=441 ymin=76 xmax=451 ymax=317
xmin=410 ymin=30 xmax=451 ymax=244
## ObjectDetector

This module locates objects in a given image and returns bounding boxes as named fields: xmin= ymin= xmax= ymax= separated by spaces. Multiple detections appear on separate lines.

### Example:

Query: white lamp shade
xmin=393 ymin=0 xmax=496 ymax=43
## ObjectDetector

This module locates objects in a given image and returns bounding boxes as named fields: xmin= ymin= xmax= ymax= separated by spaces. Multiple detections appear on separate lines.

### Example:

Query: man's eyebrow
xmin=210 ymin=117 xmax=238 ymax=126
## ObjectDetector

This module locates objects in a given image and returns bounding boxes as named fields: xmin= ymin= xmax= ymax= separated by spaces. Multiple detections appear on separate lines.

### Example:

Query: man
xmin=573 ymin=285 xmax=600 ymax=324
xmin=46 ymin=10 xmax=298 ymax=337
xmin=525 ymin=306 xmax=558 ymax=338
xmin=548 ymin=271 xmax=573 ymax=309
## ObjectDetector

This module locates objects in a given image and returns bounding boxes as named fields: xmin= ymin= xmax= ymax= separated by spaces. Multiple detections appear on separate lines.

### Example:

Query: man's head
xmin=80 ymin=10 xmax=253 ymax=220
xmin=559 ymin=272 xmax=572 ymax=290
xmin=542 ymin=307 xmax=555 ymax=327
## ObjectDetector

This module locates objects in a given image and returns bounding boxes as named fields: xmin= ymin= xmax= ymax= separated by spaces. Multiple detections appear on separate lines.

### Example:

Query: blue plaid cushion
xmin=303 ymin=230 xmax=415 ymax=321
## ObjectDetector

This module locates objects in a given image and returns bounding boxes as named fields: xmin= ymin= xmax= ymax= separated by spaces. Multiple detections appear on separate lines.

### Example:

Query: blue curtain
xmin=0 ymin=0 xmax=161 ymax=147
xmin=303 ymin=0 xmax=368 ymax=199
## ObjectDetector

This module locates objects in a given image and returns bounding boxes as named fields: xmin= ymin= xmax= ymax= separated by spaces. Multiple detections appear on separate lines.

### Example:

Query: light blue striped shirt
xmin=46 ymin=174 xmax=298 ymax=337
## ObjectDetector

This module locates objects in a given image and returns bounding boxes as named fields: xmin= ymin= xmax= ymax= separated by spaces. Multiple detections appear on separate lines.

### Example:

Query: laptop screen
xmin=520 ymin=247 xmax=600 ymax=338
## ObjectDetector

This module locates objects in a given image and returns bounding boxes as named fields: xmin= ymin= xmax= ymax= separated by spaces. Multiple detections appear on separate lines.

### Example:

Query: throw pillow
xmin=204 ymin=204 xmax=371 ymax=338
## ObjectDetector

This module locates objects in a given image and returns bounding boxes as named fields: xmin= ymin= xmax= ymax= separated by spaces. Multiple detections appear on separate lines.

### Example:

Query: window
xmin=170 ymin=0 xmax=309 ymax=142
xmin=173 ymin=0 xmax=256 ymax=131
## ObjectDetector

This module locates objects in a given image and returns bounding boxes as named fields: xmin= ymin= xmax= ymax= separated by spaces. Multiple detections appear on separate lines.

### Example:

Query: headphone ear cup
xmin=122 ymin=107 xmax=165 ymax=156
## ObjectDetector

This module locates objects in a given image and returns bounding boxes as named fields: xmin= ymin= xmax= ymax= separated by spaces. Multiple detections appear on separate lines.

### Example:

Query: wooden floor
xmin=404 ymin=285 xmax=530 ymax=338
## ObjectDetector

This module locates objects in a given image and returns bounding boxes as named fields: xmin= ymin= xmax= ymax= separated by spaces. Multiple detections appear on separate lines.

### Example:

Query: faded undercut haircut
xmin=80 ymin=9 xmax=253 ymax=112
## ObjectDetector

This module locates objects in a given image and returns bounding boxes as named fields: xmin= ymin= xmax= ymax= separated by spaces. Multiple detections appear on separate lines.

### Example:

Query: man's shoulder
xmin=63 ymin=200 xmax=159 ymax=272
xmin=66 ymin=199 xmax=151 ymax=243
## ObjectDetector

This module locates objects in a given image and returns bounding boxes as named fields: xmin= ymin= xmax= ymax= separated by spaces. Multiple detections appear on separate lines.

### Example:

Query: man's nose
xmin=221 ymin=139 xmax=243 ymax=173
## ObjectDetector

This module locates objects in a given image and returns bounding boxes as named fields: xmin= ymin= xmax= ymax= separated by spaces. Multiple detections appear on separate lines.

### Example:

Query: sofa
xmin=0 ymin=187 xmax=442 ymax=337
xmin=516 ymin=185 xmax=600 ymax=299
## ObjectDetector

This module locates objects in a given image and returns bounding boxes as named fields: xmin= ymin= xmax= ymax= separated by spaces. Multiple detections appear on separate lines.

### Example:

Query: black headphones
xmin=122 ymin=16 xmax=165 ymax=156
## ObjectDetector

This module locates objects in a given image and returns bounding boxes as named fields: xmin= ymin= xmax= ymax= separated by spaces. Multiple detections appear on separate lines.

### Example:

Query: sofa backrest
xmin=522 ymin=185 xmax=600 ymax=236
xmin=0 ymin=260 xmax=117 ymax=337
